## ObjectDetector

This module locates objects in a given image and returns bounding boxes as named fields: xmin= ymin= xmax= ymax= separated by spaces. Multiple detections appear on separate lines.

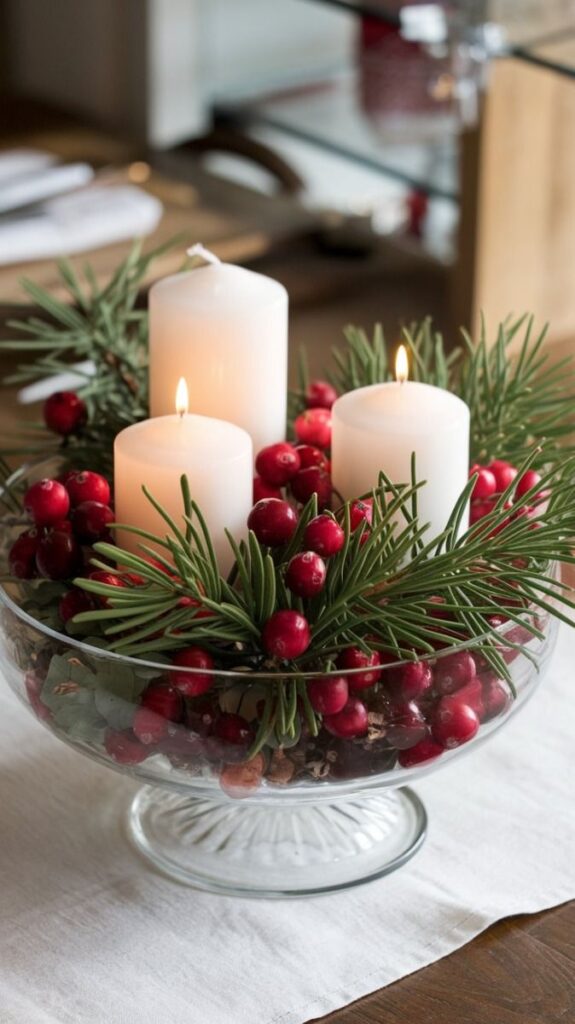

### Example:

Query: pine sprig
xmin=460 ymin=316 xmax=575 ymax=467
xmin=0 ymin=240 xmax=176 ymax=474
xmin=326 ymin=314 xmax=575 ymax=471
xmin=70 ymin=454 xmax=575 ymax=684
xmin=328 ymin=318 xmax=462 ymax=395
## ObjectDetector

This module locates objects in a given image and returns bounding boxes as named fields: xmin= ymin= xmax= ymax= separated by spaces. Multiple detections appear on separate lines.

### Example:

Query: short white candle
xmin=331 ymin=347 xmax=470 ymax=541
xmin=114 ymin=379 xmax=253 ymax=576
xmin=149 ymin=247 xmax=288 ymax=453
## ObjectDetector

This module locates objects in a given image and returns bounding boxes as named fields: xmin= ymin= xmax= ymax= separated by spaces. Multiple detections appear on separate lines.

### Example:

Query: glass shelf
xmin=303 ymin=1 xmax=575 ymax=77
xmin=215 ymin=67 xmax=460 ymax=202
xmin=510 ymin=31 xmax=575 ymax=79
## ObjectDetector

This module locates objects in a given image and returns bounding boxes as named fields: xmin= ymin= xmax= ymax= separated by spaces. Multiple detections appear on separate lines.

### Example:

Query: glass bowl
xmin=0 ymin=462 xmax=559 ymax=897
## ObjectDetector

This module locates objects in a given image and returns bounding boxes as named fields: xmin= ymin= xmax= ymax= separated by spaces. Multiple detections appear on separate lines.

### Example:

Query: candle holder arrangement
xmin=0 ymin=246 xmax=574 ymax=897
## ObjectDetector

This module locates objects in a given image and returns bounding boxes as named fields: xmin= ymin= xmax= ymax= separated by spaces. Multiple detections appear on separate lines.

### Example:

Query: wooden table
xmin=0 ymin=114 xmax=573 ymax=1024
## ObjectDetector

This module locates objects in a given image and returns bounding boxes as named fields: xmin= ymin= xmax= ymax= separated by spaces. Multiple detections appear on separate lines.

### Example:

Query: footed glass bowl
xmin=0 ymin=457 xmax=559 ymax=897
xmin=0 ymin=581 xmax=558 ymax=897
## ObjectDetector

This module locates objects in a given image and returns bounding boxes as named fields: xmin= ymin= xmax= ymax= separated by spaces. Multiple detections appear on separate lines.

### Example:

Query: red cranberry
xmin=24 ymin=479 xmax=70 ymax=527
xmin=158 ymin=728 xmax=204 ymax=764
xmin=65 ymin=470 xmax=111 ymax=507
xmin=71 ymin=501 xmax=114 ymax=542
xmin=141 ymin=681 xmax=184 ymax=722
xmin=398 ymin=737 xmax=443 ymax=768
xmin=36 ymin=531 xmax=81 ymax=580
xmin=294 ymin=445 xmax=329 ymax=471
xmin=486 ymin=613 xmax=508 ymax=629
xmin=220 ymin=754 xmax=265 ymax=798
xmin=498 ymin=623 xmax=533 ymax=663
xmin=482 ymin=677 xmax=511 ymax=721
xmin=488 ymin=459 xmax=517 ymax=492
xmin=58 ymin=588 xmax=94 ymax=623
xmin=214 ymin=712 xmax=253 ymax=746
xmin=261 ymin=610 xmax=311 ymax=659
xmin=253 ymin=477 xmax=282 ymax=503
xmin=308 ymin=675 xmax=349 ymax=715
xmin=8 ymin=528 xmax=43 ymax=578
xmin=294 ymin=407 xmax=332 ymax=449
xmin=433 ymin=650 xmax=476 ymax=695
xmin=255 ymin=442 xmax=301 ymax=486
xmin=248 ymin=498 xmax=298 ymax=546
xmin=324 ymin=696 xmax=368 ymax=738
xmin=388 ymin=661 xmax=433 ymax=701
xmin=431 ymin=697 xmax=480 ymax=749
xmin=171 ymin=647 xmax=214 ymax=697
xmin=426 ymin=595 xmax=451 ymax=621
xmin=43 ymin=391 xmax=87 ymax=436
xmin=470 ymin=500 xmax=495 ymax=524
xmin=285 ymin=551 xmax=327 ymax=597
xmin=87 ymin=570 xmax=127 ymax=606
xmin=25 ymin=671 xmax=51 ymax=722
xmin=337 ymin=646 xmax=382 ymax=690
xmin=89 ymin=570 xmax=125 ymax=588
xmin=455 ymin=677 xmax=485 ymax=719
xmin=306 ymin=379 xmax=338 ymax=410
xmin=290 ymin=466 xmax=332 ymax=508
xmin=349 ymin=498 xmax=373 ymax=533
xmin=132 ymin=706 xmax=170 ymax=745
xmin=186 ymin=698 xmax=218 ymax=736
xmin=488 ymin=502 xmax=514 ymax=536
xmin=515 ymin=468 xmax=542 ymax=499
xmin=53 ymin=519 xmax=73 ymax=534
xmin=304 ymin=514 xmax=345 ymax=556
xmin=104 ymin=728 xmax=149 ymax=765
xmin=469 ymin=464 xmax=497 ymax=501
xmin=386 ymin=700 xmax=427 ymax=750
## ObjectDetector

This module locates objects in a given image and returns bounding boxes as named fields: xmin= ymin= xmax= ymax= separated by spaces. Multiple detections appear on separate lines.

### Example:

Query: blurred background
xmin=0 ymin=0 xmax=574 ymax=380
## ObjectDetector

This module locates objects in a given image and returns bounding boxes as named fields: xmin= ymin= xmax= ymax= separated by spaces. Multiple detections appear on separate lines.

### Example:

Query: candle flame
xmin=395 ymin=345 xmax=409 ymax=384
xmin=175 ymin=377 xmax=189 ymax=417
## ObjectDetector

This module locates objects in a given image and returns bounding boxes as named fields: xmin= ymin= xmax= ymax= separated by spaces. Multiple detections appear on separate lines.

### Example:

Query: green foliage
xmin=72 ymin=459 xmax=575 ymax=685
xmin=328 ymin=314 xmax=575 ymax=470
xmin=460 ymin=316 xmax=575 ymax=467
xmin=0 ymin=241 xmax=175 ymax=474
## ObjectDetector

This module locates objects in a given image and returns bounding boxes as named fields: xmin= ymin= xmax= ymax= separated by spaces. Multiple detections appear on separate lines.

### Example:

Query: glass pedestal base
xmin=128 ymin=785 xmax=427 ymax=898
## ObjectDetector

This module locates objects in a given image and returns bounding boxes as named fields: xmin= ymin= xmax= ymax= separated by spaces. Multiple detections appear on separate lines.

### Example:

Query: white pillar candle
xmin=149 ymin=247 xmax=288 ymax=454
xmin=331 ymin=347 xmax=470 ymax=541
xmin=114 ymin=379 xmax=253 ymax=577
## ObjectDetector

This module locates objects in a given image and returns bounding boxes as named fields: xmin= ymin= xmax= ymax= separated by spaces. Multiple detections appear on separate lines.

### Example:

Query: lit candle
xmin=148 ymin=246 xmax=288 ymax=453
xmin=331 ymin=346 xmax=470 ymax=540
xmin=114 ymin=378 xmax=253 ymax=576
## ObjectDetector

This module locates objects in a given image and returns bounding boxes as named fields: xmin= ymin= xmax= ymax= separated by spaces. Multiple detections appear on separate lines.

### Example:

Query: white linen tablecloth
xmin=0 ymin=624 xmax=574 ymax=1024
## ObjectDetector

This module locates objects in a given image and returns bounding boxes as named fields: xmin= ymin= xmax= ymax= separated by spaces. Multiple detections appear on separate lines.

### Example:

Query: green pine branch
xmin=69 ymin=455 xmax=575 ymax=685
xmin=0 ymin=240 xmax=177 ymax=475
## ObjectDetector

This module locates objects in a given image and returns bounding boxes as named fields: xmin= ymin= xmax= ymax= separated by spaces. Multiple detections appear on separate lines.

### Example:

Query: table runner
xmin=1 ymin=624 xmax=574 ymax=1024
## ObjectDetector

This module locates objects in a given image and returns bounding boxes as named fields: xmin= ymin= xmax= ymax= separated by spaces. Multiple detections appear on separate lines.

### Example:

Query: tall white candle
xmin=149 ymin=248 xmax=288 ymax=453
xmin=114 ymin=379 xmax=253 ymax=576
xmin=331 ymin=347 xmax=470 ymax=541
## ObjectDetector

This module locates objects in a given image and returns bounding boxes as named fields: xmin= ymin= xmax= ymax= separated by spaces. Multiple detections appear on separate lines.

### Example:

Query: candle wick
xmin=186 ymin=243 xmax=221 ymax=267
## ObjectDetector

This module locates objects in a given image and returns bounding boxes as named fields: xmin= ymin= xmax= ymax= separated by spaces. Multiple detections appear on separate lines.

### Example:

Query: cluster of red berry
xmin=102 ymin=639 xmax=512 ymax=774
xmin=9 ymin=469 xmax=114 ymax=617
xmin=254 ymin=378 xmax=336 ymax=508
xmin=43 ymin=390 xmax=87 ymax=437
xmin=469 ymin=459 xmax=545 ymax=527
xmin=10 ymin=386 xmax=531 ymax=780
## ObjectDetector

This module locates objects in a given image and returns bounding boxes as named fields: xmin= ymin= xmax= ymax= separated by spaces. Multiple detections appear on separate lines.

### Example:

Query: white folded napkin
xmin=0 ymin=148 xmax=57 ymax=185
xmin=0 ymin=162 xmax=94 ymax=215
xmin=0 ymin=185 xmax=163 ymax=265
xmin=0 ymin=620 xmax=573 ymax=1024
